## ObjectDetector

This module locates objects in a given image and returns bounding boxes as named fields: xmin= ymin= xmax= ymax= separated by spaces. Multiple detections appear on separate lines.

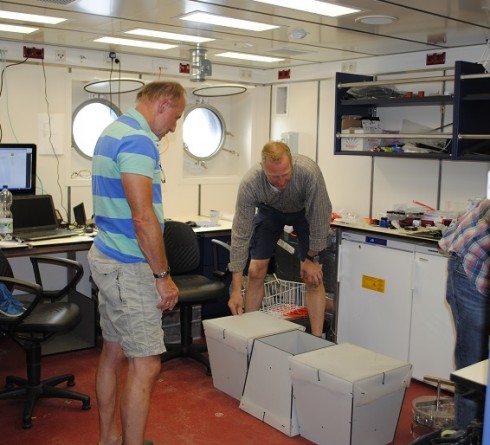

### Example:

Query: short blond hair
xmin=136 ymin=81 xmax=186 ymax=104
xmin=261 ymin=141 xmax=292 ymax=164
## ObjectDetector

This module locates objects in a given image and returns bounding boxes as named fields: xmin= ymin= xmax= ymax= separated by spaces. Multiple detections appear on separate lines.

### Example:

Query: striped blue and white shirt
xmin=91 ymin=108 xmax=163 ymax=263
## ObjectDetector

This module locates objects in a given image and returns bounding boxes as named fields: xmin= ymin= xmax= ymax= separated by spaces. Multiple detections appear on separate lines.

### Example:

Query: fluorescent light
xmin=125 ymin=28 xmax=215 ymax=43
xmin=0 ymin=10 xmax=66 ymax=24
xmin=216 ymin=52 xmax=283 ymax=63
xmin=0 ymin=24 xmax=38 ymax=34
xmin=180 ymin=11 xmax=279 ymax=32
xmin=253 ymin=0 xmax=359 ymax=17
xmin=94 ymin=37 xmax=177 ymax=50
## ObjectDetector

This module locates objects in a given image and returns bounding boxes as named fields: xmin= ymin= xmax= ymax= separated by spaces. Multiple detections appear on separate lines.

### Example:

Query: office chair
xmin=161 ymin=220 xmax=227 ymax=375
xmin=0 ymin=251 xmax=91 ymax=428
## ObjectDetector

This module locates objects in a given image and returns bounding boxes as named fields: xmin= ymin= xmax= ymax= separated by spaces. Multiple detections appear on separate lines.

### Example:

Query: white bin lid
xmin=289 ymin=342 xmax=411 ymax=382
xmin=203 ymin=312 xmax=304 ymax=351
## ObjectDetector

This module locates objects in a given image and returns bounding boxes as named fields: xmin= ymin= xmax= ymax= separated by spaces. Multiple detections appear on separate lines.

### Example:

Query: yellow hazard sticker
xmin=362 ymin=275 xmax=385 ymax=293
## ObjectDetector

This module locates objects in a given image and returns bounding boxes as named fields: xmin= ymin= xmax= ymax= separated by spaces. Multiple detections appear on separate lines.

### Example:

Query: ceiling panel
xmin=0 ymin=0 xmax=487 ymax=69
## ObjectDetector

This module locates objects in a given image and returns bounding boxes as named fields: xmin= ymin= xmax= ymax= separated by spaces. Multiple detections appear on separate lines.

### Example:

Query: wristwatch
xmin=305 ymin=253 xmax=320 ymax=263
xmin=153 ymin=269 xmax=170 ymax=279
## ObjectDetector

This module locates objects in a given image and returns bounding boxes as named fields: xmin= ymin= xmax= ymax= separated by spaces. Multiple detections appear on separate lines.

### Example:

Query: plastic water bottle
xmin=0 ymin=185 xmax=13 ymax=240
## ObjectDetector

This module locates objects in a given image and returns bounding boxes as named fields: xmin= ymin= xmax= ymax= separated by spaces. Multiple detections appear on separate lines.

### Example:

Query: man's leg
xmin=305 ymin=282 xmax=326 ymax=337
xmin=97 ymin=340 xmax=125 ymax=445
xmin=121 ymin=355 xmax=161 ymax=445
xmin=244 ymin=259 xmax=270 ymax=312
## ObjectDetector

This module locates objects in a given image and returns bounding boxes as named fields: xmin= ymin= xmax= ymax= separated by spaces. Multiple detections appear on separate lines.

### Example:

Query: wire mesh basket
xmin=411 ymin=376 xmax=455 ymax=439
xmin=260 ymin=278 xmax=306 ymax=319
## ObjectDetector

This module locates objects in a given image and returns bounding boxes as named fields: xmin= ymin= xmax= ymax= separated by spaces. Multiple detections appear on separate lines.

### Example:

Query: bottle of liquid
xmin=0 ymin=185 xmax=13 ymax=240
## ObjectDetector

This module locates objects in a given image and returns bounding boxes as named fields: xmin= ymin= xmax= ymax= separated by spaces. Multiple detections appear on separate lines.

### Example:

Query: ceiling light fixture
xmin=0 ymin=10 xmax=66 ymax=24
xmin=355 ymin=15 xmax=398 ymax=25
xmin=215 ymin=52 xmax=283 ymax=63
xmin=84 ymin=78 xmax=145 ymax=94
xmin=192 ymin=84 xmax=247 ymax=97
xmin=289 ymin=28 xmax=308 ymax=39
xmin=0 ymin=23 xmax=38 ymax=34
xmin=252 ymin=0 xmax=359 ymax=17
xmin=94 ymin=37 xmax=177 ymax=50
xmin=125 ymin=28 xmax=215 ymax=44
xmin=180 ymin=11 xmax=279 ymax=32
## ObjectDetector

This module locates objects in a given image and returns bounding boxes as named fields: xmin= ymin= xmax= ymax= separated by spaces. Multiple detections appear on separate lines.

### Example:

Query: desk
xmin=451 ymin=359 xmax=488 ymax=393
xmin=1 ymin=235 xmax=97 ymax=355
xmin=0 ymin=221 xmax=233 ymax=352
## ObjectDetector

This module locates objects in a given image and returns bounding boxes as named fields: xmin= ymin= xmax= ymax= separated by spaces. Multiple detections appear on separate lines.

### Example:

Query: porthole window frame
xmin=72 ymin=98 xmax=122 ymax=160
xmin=182 ymin=103 xmax=226 ymax=161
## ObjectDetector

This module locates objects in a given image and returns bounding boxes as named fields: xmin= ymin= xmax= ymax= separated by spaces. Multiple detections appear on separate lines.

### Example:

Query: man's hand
xmin=156 ymin=277 xmax=179 ymax=311
xmin=228 ymin=289 xmax=244 ymax=315
xmin=300 ymin=260 xmax=323 ymax=287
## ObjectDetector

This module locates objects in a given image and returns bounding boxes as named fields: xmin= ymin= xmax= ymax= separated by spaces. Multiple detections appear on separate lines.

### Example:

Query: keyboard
xmin=13 ymin=228 xmax=77 ymax=241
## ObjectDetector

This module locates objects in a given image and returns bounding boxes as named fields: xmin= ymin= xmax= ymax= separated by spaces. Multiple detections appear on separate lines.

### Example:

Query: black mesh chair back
xmin=163 ymin=220 xmax=200 ymax=274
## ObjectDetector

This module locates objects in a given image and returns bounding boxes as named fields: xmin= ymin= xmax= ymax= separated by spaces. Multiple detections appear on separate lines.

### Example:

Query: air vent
xmin=265 ymin=47 xmax=314 ymax=56
xmin=34 ymin=0 xmax=77 ymax=5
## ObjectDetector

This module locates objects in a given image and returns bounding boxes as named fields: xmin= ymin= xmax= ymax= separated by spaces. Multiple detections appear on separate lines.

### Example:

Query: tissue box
xmin=288 ymin=343 xmax=412 ymax=445
xmin=341 ymin=128 xmax=381 ymax=151
xmin=202 ymin=312 xmax=304 ymax=400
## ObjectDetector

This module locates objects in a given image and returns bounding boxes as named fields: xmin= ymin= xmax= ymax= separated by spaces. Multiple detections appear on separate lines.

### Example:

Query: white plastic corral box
xmin=239 ymin=330 xmax=334 ymax=437
xmin=202 ymin=311 xmax=305 ymax=400
xmin=288 ymin=342 xmax=413 ymax=445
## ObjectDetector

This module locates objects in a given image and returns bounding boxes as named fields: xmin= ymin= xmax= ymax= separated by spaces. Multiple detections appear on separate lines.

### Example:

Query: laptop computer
xmin=11 ymin=194 xmax=77 ymax=241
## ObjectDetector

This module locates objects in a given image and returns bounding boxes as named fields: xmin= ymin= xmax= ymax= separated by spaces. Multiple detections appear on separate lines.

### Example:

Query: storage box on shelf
xmin=334 ymin=61 xmax=490 ymax=161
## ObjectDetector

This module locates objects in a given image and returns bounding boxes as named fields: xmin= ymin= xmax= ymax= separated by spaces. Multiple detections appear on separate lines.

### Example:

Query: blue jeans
xmin=446 ymin=253 xmax=490 ymax=428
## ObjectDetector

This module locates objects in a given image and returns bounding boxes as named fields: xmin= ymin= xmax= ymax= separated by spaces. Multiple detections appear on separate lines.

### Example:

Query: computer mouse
xmin=83 ymin=226 xmax=94 ymax=234
xmin=185 ymin=220 xmax=197 ymax=227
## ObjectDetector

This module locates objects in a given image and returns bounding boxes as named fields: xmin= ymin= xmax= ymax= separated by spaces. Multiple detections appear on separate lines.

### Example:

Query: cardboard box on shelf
xmin=341 ymin=115 xmax=362 ymax=130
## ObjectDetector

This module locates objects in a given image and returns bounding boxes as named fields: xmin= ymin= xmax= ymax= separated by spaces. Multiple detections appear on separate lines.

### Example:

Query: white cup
xmin=209 ymin=210 xmax=220 ymax=225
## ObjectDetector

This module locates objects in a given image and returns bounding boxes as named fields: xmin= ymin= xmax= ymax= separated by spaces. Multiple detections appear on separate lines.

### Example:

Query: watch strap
xmin=153 ymin=269 xmax=170 ymax=279
xmin=306 ymin=254 xmax=319 ymax=263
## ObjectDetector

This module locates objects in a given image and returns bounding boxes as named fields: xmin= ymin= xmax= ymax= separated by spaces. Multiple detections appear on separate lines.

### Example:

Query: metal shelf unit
xmin=334 ymin=61 xmax=490 ymax=160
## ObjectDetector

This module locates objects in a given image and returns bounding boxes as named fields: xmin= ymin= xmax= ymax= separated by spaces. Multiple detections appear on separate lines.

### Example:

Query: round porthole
xmin=72 ymin=98 xmax=121 ymax=159
xmin=182 ymin=104 xmax=226 ymax=161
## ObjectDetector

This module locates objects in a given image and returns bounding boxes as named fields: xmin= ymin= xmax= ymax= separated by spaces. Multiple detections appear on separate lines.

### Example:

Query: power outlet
xmin=55 ymin=49 xmax=66 ymax=61
xmin=23 ymin=46 xmax=44 ymax=59
xmin=341 ymin=61 xmax=357 ymax=73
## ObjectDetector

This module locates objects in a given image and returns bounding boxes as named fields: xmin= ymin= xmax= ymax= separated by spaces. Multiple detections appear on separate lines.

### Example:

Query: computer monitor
xmin=0 ymin=143 xmax=36 ymax=194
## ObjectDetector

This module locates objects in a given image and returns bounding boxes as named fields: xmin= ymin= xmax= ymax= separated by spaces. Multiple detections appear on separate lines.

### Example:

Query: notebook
xmin=11 ymin=194 xmax=77 ymax=241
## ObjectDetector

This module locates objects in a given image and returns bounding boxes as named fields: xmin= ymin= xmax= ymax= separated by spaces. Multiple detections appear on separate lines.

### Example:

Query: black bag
xmin=410 ymin=421 xmax=483 ymax=445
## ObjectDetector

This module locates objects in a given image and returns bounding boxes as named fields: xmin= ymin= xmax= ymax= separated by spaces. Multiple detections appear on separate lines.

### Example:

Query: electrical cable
xmin=0 ymin=56 xmax=28 ymax=142
xmin=40 ymin=58 xmax=68 ymax=221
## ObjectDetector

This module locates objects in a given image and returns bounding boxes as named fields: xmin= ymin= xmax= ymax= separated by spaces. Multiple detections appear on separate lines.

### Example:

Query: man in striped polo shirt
xmin=88 ymin=81 xmax=186 ymax=445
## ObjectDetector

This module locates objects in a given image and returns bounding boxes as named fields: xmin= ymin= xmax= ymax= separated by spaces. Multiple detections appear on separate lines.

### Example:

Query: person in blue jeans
xmin=439 ymin=198 xmax=490 ymax=429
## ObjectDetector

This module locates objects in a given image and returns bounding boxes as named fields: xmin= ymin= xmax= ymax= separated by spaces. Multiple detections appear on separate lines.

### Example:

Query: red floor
xmin=0 ymin=335 xmax=439 ymax=445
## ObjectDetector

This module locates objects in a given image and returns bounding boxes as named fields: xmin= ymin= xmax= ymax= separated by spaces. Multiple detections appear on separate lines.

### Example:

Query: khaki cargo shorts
xmin=88 ymin=245 xmax=165 ymax=358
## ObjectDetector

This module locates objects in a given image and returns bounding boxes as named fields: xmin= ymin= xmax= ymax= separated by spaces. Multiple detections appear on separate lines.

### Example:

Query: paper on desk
xmin=0 ymin=241 xmax=29 ymax=249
